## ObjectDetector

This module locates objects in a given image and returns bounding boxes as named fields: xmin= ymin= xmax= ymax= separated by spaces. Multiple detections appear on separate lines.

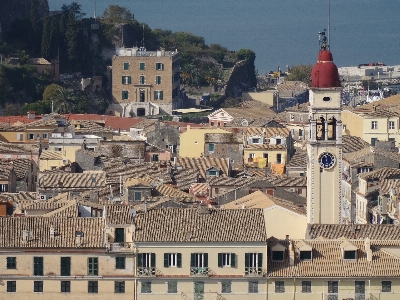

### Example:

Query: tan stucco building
xmin=111 ymin=48 xmax=181 ymax=116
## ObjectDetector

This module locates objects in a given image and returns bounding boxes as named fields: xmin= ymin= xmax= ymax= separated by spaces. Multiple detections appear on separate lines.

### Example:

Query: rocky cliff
xmin=0 ymin=0 xmax=49 ymax=31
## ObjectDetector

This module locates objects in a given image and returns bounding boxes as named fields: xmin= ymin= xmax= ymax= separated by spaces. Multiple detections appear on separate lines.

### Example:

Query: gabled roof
xmin=342 ymin=135 xmax=371 ymax=153
xmin=175 ymin=157 xmax=230 ymax=179
xmin=64 ymin=114 xmax=143 ymax=131
xmin=207 ymin=109 xmax=234 ymax=121
xmin=40 ymin=150 xmax=64 ymax=160
xmin=358 ymin=167 xmax=400 ymax=181
xmin=132 ymin=208 xmax=267 ymax=243
xmin=38 ymin=171 xmax=106 ymax=190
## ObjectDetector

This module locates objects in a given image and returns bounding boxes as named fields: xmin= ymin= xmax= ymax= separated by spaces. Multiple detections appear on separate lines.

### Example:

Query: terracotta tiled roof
xmin=204 ymin=133 xmax=243 ymax=143
xmin=307 ymin=224 xmax=400 ymax=240
xmin=0 ymin=217 xmax=105 ymax=248
xmin=267 ymin=238 xmax=400 ymax=277
xmin=286 ymin=150 xmax=306 ymax=168
xmin=175 ymin=157 xmax=230 ymax=179
xmin=189 ymin=183 xmax=210 ymax=197
xmin=266 ymin=174 xmax=307 ymax=187
xmin=343 ymin=147 xmax=372 ymax=163
xmin=28 ymin=58 xmax=50 ymax=65
xmin=380 ymin=178 xmax=400 ymax=195
xmin=1 ymin=192 xmax=37 ymax=202
xmin=174 ymin=169 xmax=199 ymax=191
xmin=105 ymin=205 xmax=134 ymax=224
xmin=245 ymin=127 xmax=290 ymax=138
xmin=0 ymin=116 xmax=40 ymax=125
xmin=40 ymin=150 xmax=64 ymax=160
xmin=358 ymin=167 xmax=400 ymax=181
xmin=2 ymin=159 xmax=33 ymax=179
xmin=342 ymin=135 xmax=371 ymax=153
xmin=38 ymin=171 xmax=106 ymax=190
xmin=284 ymin=102 xmax=310 ymax=112
xmin=246 ymin=144 xmax=286 ymax=150
xmin=207 ymin=176 xmax=264 ymax=188
xmin=276 ymin=81 xmax=308 ymax=91
xmin=132 ymin=208 xmax=267 ymax=242
xmin=64 ymin=114 xmax=143 ymax=131
xmin=0 ymin=142 xmax=38 ymax=153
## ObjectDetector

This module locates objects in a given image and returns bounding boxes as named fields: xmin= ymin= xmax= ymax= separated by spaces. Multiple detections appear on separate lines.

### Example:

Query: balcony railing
xmin=137 ymin=267 xmax=156 ymax=276
xmin=244 ymin=267 xmax=264 ymax=276
xmin=107 ymin=242 xmax=134 ymax=252
xmin=190 ymin=267 xmax=209 ymax=276
xmin=323 ymin=293 xmax=365 ymax=300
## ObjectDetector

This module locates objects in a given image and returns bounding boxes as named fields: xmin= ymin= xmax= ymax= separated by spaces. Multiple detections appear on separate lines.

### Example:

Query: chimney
xmin=365 ymin=237 xmax=372 ymax=262
xmin=289 ymin=240 xmax=295 ymax=266
xmin=50 ymin=226 xmax=55 ymax=238
xmin=27 ymin=111 xmax=36 ymax=119
xmin=198 ymin=203 xmax=211 ymax=215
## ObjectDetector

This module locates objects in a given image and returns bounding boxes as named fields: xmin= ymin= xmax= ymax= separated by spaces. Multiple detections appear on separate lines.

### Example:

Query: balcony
xmin=107 ymin=242 xmax=134 ymax=252
xmin=244 ymin=267 xmax=264 ymax=276
xmin=323 ymin=293 xmax=366 ymax=300
xmin=190 ymin=267 xmax=210 ymax=276
xmin=137 ymin=267 xmax=156 ymax=277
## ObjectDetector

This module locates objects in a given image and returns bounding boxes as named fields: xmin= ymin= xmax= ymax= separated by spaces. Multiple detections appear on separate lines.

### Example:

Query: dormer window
xmin=251 ymin=138 xmax=262 ymax=144
xmin=300 ymin=250 xmax=312 ymax=260
xmin=344 ymin=250 xmax=356 ymax=260
xmin=272 ymin=251 xmax=284 ymax=261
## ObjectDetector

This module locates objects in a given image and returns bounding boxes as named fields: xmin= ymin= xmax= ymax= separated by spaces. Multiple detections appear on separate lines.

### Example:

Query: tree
xmin=102 ymin=5 xmax=133 ymax=23
xmin=41 ymin=17 xmax=51 ymax=59
xmin=285 ymin=64 xmax=313 ymax=85
xmin=50 ymin=86 xmax=77 ymax=113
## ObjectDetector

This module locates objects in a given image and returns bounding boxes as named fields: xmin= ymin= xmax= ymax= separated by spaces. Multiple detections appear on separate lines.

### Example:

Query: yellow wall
xmin=242 ymin=91 xmax=276 ymax=106
xmin=264 ymin=206 xmax=307 ymax=239
xmin=341 ymin=110 xmax=363 ymax=138
xmin=244 ymin=149 xmax=287 ymax=166
xmin=49 ymin=145 xmax=82 ymax=162
xmin=179 ymin=127 xmax=229 ymax=158
xmin=39 ymin=159 xmax=64 ymax=171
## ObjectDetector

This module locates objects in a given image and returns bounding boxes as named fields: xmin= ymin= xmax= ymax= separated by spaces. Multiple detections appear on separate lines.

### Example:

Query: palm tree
xmin=50 ymin=86 xmax=77 ymax=114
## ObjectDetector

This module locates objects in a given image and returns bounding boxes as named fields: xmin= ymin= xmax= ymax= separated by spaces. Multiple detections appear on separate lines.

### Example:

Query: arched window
xmin=316 ymin=117 xmax=325 ymax=140
xmin=328 ymin=117 xmax=337 ymax=140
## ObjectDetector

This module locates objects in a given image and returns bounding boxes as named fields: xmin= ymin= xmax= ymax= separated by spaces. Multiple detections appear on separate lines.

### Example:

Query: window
xmin=122 ymin=90 xmax=129 ymax=100
xmin=248 ymin=281 xmax=258 ymax=293
xmin=191 ymin=253 xmax=208 ymax=268
xmin=7 ymin=281 xmax=16 ymax=292
xmin=123 ymin=62 xmax=129 ymax=70
xmin=61 ymin=281 xmax=70 ymax=293
xmin=88 ymin=281 xmax=98 ymax=293
xmin=40 ymin=133 xmax=48 ymax=139
xmin=60 ymin=257 xmax=71 ymax=276
xmin=371 ymin=138 xmax=377 ymax=146
xmin=139 ymin=62 xmax=146 ymax=70
xmin=208 ymin=144 xmax=215 ymax=152
xmin=17 ymin=133 xmax=23 ymax=141
xmin=156 ymin=75 xmax=161 ymax=84
xmin=245 ymin=253 xmax=262 ymax=275
xmin=276 ymin=138 xmax=282 ymax=144
xmin=34 ymin=257 xmax=43 ymax=276
xmin=355 ymin=281 xmax=365 ymax=295
xmin=138 ymin=253 xmax=155 ymax=269
xmin=141 ymin=281 xmax=152 ymax=293
xmin=152 ymin=154 xmax=159 ymax=162
xmin=28 ymin=133 xmax=36 ymax=140
xmin=275 ymin=281 xmax=285 ymax=293
xmin=156 ymin=63 xmax=164 ymax=70
xmin=371 ymin=121 xmax=378 ymax=129
xmin=389 ymin=121 xmax=395 ymax=129
xmin=328 ymin=281 xmax=338 ymax=294
xmin=221 ymin=281 xmax=232 ymax=293
xmin=276 ymin=153 xmax=282 ymax=164
xmin=194 ymin=282 xmax=204 ymax=295
xmin=122 ymin=76 xmax=131 ymax=84
xmin=272 ymin=251 xmax=284 ymax=261
xmin=344 ymin=250 xmax=356 ymax=260
xmin=382 ymin=281 xmax=391 ymax=292
xmin=139 ymin=76 xmax=145 ymax=84
xmin=208 ymin=170 xmax=218 ymax=176
xmin=7 ymin=257 xmax=16 ymax=269
xmin=88 ymin=257 xmax=98 ymax=275
xmin=34 ymin=281 xmax=43 ymax=292
xmin=300 ymin=251 xmax=312 ymax=260
xmin=154 ymin=90 xmax=163 ymax=100
xmin=218 ymin=253 xmax=236 ymax=268
xmin=164 ymin=253 xmax=182 ymax=268
xmin=302 ymin=281 xmax=312 ymax=293
xmin=323 ymin=96 xmax=331 ymax=101
xmin=299 ymin=129 xmax=303 ymax=136
xmin=210 ymin=121 xmax=214 ymax=126
xmin=134 ymin=191 xmax=142 ymax=201
xmin=114 ymin=281 xmax=125 ymax=293
xmin=252 ymin=138 xmax=261 ymax=144
xmin=115 ymin=257 xmax=126 ymax=269
xmin=54 ymin=147 xmax=62 ymax=151
xmin=167 ymin=281 xmax=178 ymax=293
xmin=249 ymin=153 xmax=255 ymax=158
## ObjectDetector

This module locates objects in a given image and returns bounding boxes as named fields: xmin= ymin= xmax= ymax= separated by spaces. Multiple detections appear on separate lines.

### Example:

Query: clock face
xmin=319 ymin=152 xmax=335 ymax=169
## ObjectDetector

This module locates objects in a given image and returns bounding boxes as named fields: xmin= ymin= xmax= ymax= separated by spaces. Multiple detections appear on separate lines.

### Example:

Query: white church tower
xmin=307 ymin=38 xmax=343 ymax=224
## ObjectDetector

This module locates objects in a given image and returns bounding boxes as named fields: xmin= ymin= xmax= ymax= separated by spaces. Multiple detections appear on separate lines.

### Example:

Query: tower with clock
xmin=306 ymin=33 xmax=343 ymax=224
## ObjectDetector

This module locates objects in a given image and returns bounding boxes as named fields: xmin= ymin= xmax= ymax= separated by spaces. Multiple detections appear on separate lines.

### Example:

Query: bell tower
xmin=307 ymin=34 xmax=343 ymax=224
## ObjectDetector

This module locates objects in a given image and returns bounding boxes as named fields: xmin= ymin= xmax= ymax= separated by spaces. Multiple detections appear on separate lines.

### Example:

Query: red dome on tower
xmin=311 ymin=49 xmax=341 ymax=88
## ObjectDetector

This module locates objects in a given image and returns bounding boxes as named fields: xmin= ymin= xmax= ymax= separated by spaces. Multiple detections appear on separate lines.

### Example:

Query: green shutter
xmin=177 ymin=253 xmax=182 ymax=268
xmin=231 ymin=253 xmax=236 ymax=268
xmin=190 ymin=253 xmax=195 ymax=267
xmin=154 ymin=91 xmax=157 ymax=100
xmin=160 ymin=91 xmax=163 ymax=100
xmin=137 ymin=254 xmax=143 ymax=267
xmin=218 ymin=253 xmax=222 ymax=268
xmin=164 ymin=253 xmax=169 ymax=268
xmin=128 ymin=76 xmax=131 ymax=84
xmin=245 ymin=253 xmax=250 ymax=268
xmin=151 ymin=253 xmax=156 ymax=267
xmin=204 ymin=253 xmax=208 ymax=267
xmin=258 ymin=253 xmax=263 ymax=267
xmin=122 ymin=76 xmax=124 ymax=84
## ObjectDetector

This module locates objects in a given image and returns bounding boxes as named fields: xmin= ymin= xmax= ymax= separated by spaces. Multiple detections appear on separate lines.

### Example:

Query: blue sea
xmin=48 ymin=0 xmax=400 ymax=75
